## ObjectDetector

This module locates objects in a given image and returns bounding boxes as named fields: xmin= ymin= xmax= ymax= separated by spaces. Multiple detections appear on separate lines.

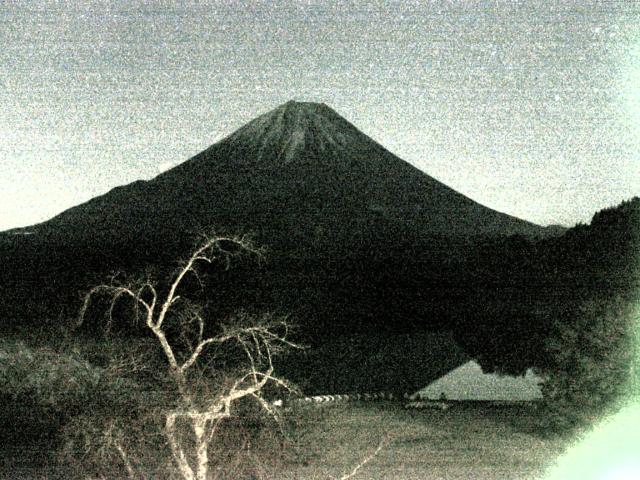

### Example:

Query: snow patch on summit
xmin=280 ymin=129 xmax=306 ymax=163
xmin=223 ymin=101 xmax=365 ymax=164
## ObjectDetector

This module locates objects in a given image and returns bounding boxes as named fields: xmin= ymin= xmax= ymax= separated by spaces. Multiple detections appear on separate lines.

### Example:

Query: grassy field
xmin=1 ymin=400 xmax=572 ymax=479
xmin=280 ymin=401 xmax=570 ymax=480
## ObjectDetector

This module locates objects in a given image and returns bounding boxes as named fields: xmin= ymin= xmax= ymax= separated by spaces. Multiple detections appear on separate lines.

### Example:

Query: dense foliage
xmin=538 ymin=295 xmax=636 ymax=432
xmin=0 ymin=337 xmax=144 ymax=472
xmin=455 ymin=197 xmax=639 ymax=432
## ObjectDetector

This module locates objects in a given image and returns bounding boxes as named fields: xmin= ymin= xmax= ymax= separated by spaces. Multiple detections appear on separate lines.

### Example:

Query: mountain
xmin=0 ymin=101 xmax=566 ymax=393
xmin=1 ymin=100 xmax=563 ymax=336
xmin=22 ymin=101 xmax=551 ymax=250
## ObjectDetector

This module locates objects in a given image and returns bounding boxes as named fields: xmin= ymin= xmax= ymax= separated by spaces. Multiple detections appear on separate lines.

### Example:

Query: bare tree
xmin=78 ymin=234 xmax=300 ymax=480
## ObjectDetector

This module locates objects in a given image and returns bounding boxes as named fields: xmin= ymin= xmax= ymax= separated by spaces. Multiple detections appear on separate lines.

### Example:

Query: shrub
xmin=0 ymin=337 xmax=143 ymax=462
xmin=536 ymin=294 xmax=637 ymax=434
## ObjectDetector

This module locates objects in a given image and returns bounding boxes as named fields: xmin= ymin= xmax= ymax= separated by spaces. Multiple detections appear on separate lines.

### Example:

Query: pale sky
xmin=1 ymin=0 xmax=638 ymax=231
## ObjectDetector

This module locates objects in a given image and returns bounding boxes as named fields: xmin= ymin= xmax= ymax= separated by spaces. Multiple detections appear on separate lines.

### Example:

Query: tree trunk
xmin=166 ymin=413 xmax=195 ymax=480
xmin=194 ymin=416 xmax=209 ymax=480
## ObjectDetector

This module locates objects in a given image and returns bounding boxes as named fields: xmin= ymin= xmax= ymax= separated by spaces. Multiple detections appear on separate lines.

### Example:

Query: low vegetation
xmin=0 ymin=336 xmax=145 ymax=476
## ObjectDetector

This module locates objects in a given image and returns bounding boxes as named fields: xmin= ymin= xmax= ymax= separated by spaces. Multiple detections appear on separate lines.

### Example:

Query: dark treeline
xmin=1 ymin=198 xmax=638 ymax=395
xmin=455 ymin=196 xmax=639 ymax=376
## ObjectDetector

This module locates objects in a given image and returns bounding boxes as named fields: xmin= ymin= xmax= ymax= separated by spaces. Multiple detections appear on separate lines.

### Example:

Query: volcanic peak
xmin=19 ymin=99 xmax=550 ymax=244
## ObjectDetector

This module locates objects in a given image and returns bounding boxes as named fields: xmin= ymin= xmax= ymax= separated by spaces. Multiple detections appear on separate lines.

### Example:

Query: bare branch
xmin=332 ymin=435 xmax=390 ymax=480
xmin=149 ymin=324 xmax=180 ymax=373
xmin=179 ymin=337 xmax=221 ymax=374
xmin=249 ymin=391 xmax=282 ymax=426
xmin=156 ymin=235 xmax=247 ymax=330
xmin=114 ymin=439 xmax=137 ymax=480
xmin=78 ymin=285 xmax=135 ymax=332
xmin=205 ymin=415 xmax=227 ymax=444
xmin=106 ymin=288 xmax=134 ymax=335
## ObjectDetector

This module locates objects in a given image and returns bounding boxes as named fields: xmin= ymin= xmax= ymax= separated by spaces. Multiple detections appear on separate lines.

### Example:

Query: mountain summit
xmin=220 ymin=101 xmax=372 ymax=165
